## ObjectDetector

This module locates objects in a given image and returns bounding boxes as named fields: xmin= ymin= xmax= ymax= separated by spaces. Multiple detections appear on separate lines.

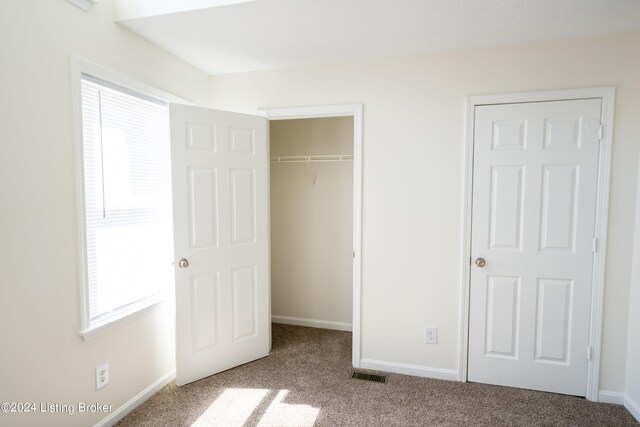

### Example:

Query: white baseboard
xmin=272 ymin=315 xmax=352 ymax=331
xmin=359 ymin=358 xmax=458 ymax=381
xmin=95 ymin=370 xmax=175 ymax=427
xmin=624 ymin=394 xmax=640 ymax=423
xmin=598 ymin=390 xmax=625 ymax=404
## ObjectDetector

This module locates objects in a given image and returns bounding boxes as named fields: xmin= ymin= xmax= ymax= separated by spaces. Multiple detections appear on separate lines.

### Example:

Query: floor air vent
xmin=350 ymin=371 xmax=387 ymax=384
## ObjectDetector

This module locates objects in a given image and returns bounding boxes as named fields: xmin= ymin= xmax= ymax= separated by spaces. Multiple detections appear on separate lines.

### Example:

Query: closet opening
xmin=268 ymin=113 xmax=359 ymax=361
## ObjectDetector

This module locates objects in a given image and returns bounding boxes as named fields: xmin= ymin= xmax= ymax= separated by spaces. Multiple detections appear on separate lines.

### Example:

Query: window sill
xmin=78 ymin=295 xmax=167 ymax=342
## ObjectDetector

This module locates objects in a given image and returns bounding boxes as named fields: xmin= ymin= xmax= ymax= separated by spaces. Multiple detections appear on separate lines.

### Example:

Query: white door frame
xmin=260 ymin=104 xmax=363 ymax=368
xmin=458 ymin=87 xmax=615 ymax=401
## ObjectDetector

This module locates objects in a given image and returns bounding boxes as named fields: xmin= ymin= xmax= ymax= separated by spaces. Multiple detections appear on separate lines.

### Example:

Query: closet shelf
xmin=270 ymin=155 xmax=353 ymax=163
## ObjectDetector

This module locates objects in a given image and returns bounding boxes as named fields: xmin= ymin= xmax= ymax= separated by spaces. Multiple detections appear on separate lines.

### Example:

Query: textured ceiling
xmin=118 ymin=0 xmax=640 ymax=75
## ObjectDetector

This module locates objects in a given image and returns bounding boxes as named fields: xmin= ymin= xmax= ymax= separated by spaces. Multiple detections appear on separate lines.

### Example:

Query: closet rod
xmin=270 ymin=155 xmax=354 ymax=163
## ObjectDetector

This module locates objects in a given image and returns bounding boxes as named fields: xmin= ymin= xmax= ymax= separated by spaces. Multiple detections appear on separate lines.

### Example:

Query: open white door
xmin=170 ymin=104 xmax=270 ymax=386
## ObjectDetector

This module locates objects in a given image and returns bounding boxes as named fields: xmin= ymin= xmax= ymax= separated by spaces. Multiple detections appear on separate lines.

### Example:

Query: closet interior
xmin=269 ymin=117 xmax=354 ymax=331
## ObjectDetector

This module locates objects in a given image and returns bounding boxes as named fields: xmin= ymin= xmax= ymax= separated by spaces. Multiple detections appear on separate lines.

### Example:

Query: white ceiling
xmin=118 ymin=0 xmax=640 ymax=75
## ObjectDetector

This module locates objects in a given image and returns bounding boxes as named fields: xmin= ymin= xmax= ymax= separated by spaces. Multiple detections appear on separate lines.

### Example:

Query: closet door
xmin=170 ymin=104 xmax=269 ymax=386
xmin=467 ymin=99 xmax=601 ymax=395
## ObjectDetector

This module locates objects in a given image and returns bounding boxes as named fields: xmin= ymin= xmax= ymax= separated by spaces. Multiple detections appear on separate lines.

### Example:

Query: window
xmin=77 ymin=73 xmax=174 ymax=337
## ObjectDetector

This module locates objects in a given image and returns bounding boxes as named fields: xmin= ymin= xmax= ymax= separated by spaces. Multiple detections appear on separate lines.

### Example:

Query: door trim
xmin=458 ymin=87 xmax=615 ymax=401
xmin=259 ymin=103 xmax=363 ymax=368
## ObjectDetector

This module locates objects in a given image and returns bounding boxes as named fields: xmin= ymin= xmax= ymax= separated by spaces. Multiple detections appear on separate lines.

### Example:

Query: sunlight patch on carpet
xmin=192 ymin=388 xmax=268 ymax=427
xmin=191 ymin=388 xmax=319 ymax=427
xmin=257 ymin=390 xmax=319 ymax=427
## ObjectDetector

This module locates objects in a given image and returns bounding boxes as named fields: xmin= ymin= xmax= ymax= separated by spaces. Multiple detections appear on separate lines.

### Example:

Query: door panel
xmin=468 ymin=99 xmax=601 ymax=396
xmin=230 ymin=169 xmax=256 ymax=245
xmin=188 ymin=168 xmax=219 ymax=249
xmin=191 ymin=273 xmax=220 ymax=350
xmin=171 ymin=104 xmax=269 ymax=386
xmin=539 ymin=166 xmax=578 ymax=252
xmin=485 ymin=275 xmax=520 ymax=358
xmin=489 ymin=166 xmax=525 ymax=250
xmin=534 ymin=278 xmax=572 ymax=364
xmin=232 ymin=265 xmax=258 ymax=341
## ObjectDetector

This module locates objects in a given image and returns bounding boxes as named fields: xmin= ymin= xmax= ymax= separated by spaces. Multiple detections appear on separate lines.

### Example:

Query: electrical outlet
xmin=425 ymin=327 xmax=438 ymax=345
xmin=96 ymin=363 xmax=109 ymax=390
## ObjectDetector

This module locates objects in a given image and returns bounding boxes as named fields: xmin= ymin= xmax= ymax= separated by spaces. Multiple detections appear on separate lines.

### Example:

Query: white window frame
xmin=70 ymin=56 xmax=189 ymax=341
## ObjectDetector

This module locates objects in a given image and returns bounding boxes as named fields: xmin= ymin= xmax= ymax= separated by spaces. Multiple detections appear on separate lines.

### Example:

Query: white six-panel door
xmin=468 ymin=99 xmax=602 ymax=396
xmin=170 ymin=104 xmax=270 ymax=386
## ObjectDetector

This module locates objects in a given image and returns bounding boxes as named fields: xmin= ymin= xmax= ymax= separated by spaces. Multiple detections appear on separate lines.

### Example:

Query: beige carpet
xmin=117 ymin=324 xmax=638 ymax=426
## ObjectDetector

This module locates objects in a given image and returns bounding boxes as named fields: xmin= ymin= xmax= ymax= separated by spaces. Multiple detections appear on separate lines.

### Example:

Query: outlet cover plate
xmin=425 ymin=327 xmax=438 ymax=345
xmin=96 ymin=363 xmax=109 ymax=390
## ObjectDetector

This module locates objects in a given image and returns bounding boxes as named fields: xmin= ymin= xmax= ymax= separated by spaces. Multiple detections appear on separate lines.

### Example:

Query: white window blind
xmin=80 ymin=74 xmax=174 ymax=326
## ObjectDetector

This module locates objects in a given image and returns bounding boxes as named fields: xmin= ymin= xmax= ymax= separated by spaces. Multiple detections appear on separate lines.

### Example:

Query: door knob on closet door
xmin=178 ymin=258 xmax=190 ymax=269
xmin=474 ymin=257 xmax=486 ymax=268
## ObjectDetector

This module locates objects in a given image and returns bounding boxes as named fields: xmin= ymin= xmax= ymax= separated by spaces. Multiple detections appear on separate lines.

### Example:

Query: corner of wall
xmin=95 ymin=370 xmax=175 ymax=427
xmin=624 ymin=394 xmax=640 ymax=423
xmin=621 ymin=151 xmax=640 ymax=422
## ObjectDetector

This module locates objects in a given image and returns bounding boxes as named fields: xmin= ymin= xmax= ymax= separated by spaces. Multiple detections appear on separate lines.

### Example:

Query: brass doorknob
xmin=178 ymin=258 xmax=190 ymax=269
xmin=475 ymin=258 xmax=486 ymax=268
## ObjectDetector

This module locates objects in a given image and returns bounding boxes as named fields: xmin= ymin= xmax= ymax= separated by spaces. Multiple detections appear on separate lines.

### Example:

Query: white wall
xmin=211 ymin=32 xmax=640 ymax=391
xmin=0 ymin=1 xmax=210 ymax=426
xmin=270 ymin=118 xmax=353 ymax=326
xmin=625 ymin=154 xmax=640 ymax=420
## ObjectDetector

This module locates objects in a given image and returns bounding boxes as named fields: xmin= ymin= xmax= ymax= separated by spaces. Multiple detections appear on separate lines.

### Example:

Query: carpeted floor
xmin=117 ymin=324 xmax=638 ymax=426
